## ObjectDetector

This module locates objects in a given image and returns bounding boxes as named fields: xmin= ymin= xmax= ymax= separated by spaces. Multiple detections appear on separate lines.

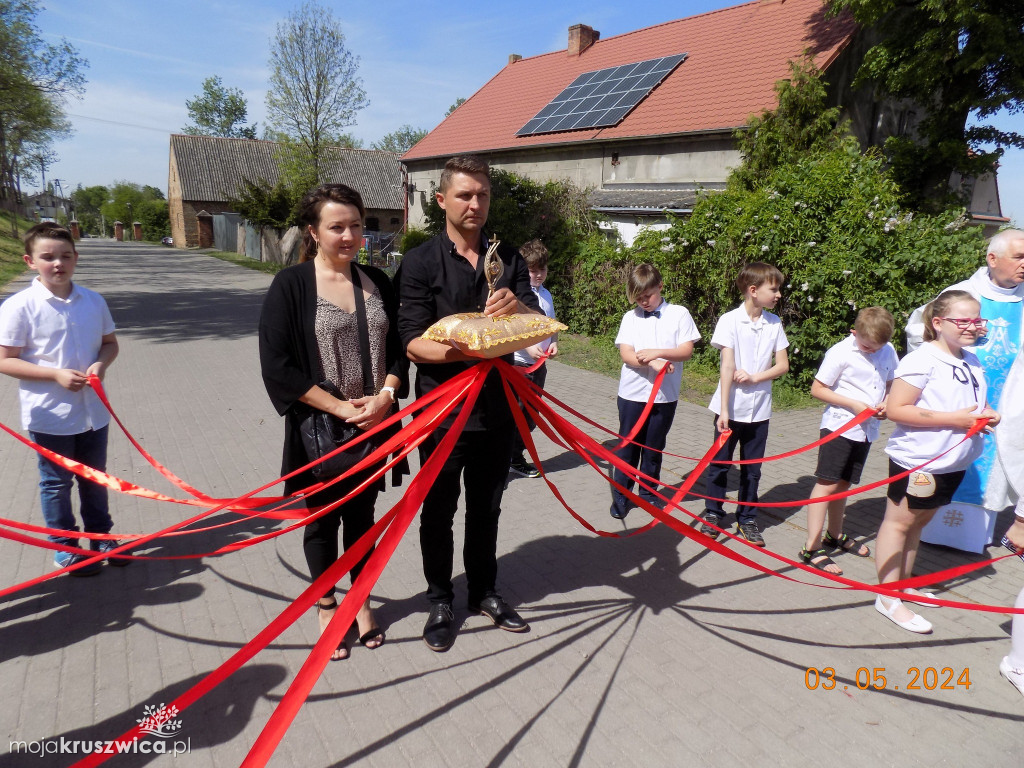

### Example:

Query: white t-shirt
xmin=615 ymin=301 xmax=701 ymax=403
xmin=816 ymin=334 xmax=898 ymax=442
xmin=513 ymin=284 xmax=556 ymax=366
xmin=708 ymin=304 xmax=789 ymax=422
xmin=885 ymin=343 xmax=988 ymax=473
xmin=0 ymin=278 xmax=115 ymax=435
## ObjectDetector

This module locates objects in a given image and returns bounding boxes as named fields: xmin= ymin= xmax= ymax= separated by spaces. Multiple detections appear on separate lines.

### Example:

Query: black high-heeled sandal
xmin=316 ymin=598 xmax=349 ymax=660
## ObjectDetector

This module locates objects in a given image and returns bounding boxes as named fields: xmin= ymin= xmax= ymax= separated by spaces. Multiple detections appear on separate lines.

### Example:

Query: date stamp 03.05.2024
xmin=805 ymin=667 xmax=971 ymax=692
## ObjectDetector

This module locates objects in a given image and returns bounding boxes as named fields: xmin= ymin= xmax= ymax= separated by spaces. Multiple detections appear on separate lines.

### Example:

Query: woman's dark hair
xmin=298 ymin=183 xmax=366 ymax=262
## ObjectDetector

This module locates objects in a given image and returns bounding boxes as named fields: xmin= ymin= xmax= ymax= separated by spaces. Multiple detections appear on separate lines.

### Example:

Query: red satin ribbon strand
xmin=3 ymin=368 xmax=480 ymax=590
xmin=241 ymin=364 xmax=490 ymax=768
xmin=501 ymin=362 xmax=1024 ymax=605
xmin=0 ymin=365 xmax=477 ymax=554
xmin=2 ymin=367 xmax=478 ymax=569
xmin=613 ymin=365 xmax=668 ymax=450
xmin=71 ymin=364 xmax=493 ymax=768
xmin=528 ymin=372 xmax=879 ymax=466
xmin=89 ymin=374 xmax=235 ymax=503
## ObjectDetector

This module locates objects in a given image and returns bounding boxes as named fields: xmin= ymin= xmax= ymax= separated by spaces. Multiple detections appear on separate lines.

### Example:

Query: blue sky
xmin=35 ymin=0 xmax=1022 ymax=225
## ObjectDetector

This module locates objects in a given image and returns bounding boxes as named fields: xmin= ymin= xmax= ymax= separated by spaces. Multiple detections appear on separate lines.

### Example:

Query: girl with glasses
xmin=875 ymin=290 xmax=1000 ymax=633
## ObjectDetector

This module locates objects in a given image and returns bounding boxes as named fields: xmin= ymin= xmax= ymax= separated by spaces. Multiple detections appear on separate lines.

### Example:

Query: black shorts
xmin=886 ymin=459 xmax=966 ymax=510
xmin=814 ymin=429 xmax=871 ymax=484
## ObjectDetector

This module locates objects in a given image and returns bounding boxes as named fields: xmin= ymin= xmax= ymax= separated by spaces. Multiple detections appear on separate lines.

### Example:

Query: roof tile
xmin=169 ymin=135 xmax=403 ymax=210
xmin=404 ymin=0 xmax=856 ymax=161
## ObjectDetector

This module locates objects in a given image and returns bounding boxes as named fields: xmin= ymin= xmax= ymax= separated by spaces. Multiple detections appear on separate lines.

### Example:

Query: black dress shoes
xmin=470 ymin=595 xmax=529 ymax=633
xmin=423 ymin=602 xmax=456 ymax=652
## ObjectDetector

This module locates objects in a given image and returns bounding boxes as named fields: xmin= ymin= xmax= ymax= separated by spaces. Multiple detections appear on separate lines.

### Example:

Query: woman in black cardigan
xmin=259 ymin=184 xmax=408 ymax=660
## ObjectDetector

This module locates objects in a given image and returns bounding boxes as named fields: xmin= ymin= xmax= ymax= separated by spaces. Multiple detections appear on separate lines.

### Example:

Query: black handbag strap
xmin=350 ymin=265 xmax=376 ymax=397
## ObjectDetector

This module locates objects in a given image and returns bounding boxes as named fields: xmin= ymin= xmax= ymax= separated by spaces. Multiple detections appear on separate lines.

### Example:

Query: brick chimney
xmin=568 ymin=24 xmax=599 ymax=56
xmin=509 ymin=53 xmax=522 ymax=65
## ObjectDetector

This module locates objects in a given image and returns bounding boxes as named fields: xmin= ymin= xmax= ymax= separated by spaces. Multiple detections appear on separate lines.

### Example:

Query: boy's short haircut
xmin=24 ymin=223 xmax=75 ymax=256
xmin=854 ymin=306 xmax=895 ymax=344
xmin=627 ymin=263 xmax=662 ymax=303
xmin=438 ymin=155 xmax=490 ymax=192
xmin=735 ymin=262 xmax=784 ymax=293
xmin=519 ymin=239 xmax=548 ymax=270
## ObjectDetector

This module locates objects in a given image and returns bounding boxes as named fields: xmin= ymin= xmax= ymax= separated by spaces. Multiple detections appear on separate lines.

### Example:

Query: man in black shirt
xmin=397 ymin=155 xmax=541 ymax=652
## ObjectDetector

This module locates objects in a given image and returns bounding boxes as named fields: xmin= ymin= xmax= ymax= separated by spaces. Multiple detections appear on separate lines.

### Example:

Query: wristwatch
xmin=380 ymin=386 xmax=397 ymax=402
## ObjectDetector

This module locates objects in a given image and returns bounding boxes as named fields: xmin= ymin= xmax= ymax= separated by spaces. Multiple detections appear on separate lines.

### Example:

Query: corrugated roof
xmin=404 ymin=0 xmax=856 ymax=161
xmin=169 ymin=135 xmax=403 ymax=210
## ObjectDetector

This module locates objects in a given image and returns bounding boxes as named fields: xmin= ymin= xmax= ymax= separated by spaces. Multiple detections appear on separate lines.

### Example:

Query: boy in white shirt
xmin=610 ymin=264 xmax=701 ymax=520
xmin=701 ymin=262 xmax=789 ymax=545
xmin=0 ymin=224 xmax=121 ymax=576
xmin=800 ymin=307 xmax=898 ymax=573
xmin=510 ymin=239 xmax=557 ymax=478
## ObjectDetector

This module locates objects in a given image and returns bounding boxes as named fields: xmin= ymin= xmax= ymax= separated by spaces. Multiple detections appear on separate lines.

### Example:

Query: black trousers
xmin=418 ymin=428 xmax=515 ymax=605
xmin=704 ymin=417 xmax=770 ymax=525
xmin=512 ymin=361 xmax=547 ymax=457
xmin=610 ymin=397 xmax=678 ymax=516
xmin=302 ymin=469 xmax=378 ymax=600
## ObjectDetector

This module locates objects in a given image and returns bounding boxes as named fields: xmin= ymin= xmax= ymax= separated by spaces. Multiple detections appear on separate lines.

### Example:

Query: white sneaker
xmin=999 ymin=656 xmax=1024 ymax=697
xmin=875 ymin=595 xmax=932 ymax=634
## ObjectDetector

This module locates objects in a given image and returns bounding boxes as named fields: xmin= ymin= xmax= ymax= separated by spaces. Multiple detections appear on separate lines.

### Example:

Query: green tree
xmin=625 ymin=67 xmax=987 ymax=385
xmin=371 ymin=125 xmax=427 ymax=154
xmin=71 ymin=184 xmax=108 ymax=235
xmin=0 ymin=0 xmax=86 ymax=228
xmin=445 ymin=97 xmax=466 ymax=117
xmin=183 ymin=75 xmax=257 ymax=139
xmin=731 ymin=59 xmax=843 ymax=191
xmin=101 ymin=182 xmax=169 ymax=240
xmin=265 ymin=0 xmax=369 ymax=177
xmin=829 ymin=0 xmax=1024 ymax=207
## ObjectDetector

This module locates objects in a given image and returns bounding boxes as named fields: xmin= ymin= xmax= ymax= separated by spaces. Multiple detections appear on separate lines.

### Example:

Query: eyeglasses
xmin=937 ymin=317 xmax=988 ymax=330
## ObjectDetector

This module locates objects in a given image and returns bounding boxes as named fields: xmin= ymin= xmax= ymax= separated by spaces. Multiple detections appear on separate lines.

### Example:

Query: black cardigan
xmin=258 ymin=259 xmax=409 ymax=494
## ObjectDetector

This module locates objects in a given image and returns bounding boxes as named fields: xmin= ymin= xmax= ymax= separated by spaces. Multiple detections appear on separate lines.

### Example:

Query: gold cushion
xmin=422 ymin=313 xmax=567 ymax=358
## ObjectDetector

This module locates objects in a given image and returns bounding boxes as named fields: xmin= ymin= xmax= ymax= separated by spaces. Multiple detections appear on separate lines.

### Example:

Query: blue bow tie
xmin=643 ymin=309 xmax=661 ymax=319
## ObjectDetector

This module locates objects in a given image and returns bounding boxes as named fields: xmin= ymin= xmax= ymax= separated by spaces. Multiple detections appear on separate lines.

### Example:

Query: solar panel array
xmin=516 ymin=53 xmax=687 ymax=137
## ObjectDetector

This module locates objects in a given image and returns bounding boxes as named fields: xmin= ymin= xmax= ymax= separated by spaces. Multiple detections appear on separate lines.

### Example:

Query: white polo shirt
xmin=708 ymin=304 xmax=789 ymax=423
xmin=615 ymin=301 xmax=701 ymax=403
xmin=816 ymin=334 xmax=898 ymax=442
xmin=885 ymin=343 xmax=987 ymax=473
xmin=513 ymin=284 xmax=556 ymax=366
xmin=0 ymin=277 xmax=115 ymax=435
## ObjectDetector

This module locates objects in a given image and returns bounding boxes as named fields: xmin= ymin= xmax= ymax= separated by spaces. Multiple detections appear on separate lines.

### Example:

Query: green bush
xmin=630 ymin=140 xmax=985 ymax=388
xmin=400 ymin=226 xmax=432 ymax=253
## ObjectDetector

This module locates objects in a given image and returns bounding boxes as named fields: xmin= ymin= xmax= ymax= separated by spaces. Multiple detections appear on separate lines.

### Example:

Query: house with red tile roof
xmin=402 ymin=0 xmax=1006 ymax=242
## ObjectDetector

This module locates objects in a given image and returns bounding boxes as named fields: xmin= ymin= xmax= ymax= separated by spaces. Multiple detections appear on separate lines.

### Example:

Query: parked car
xmin=161 ymin=236 xmax=173 ymax=246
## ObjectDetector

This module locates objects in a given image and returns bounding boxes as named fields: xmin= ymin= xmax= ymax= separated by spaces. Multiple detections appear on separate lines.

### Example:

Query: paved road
xmin=0 ymin=240 xmax=1022 ymax=767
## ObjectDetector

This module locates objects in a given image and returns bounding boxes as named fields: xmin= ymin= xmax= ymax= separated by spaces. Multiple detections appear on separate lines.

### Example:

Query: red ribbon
xmin=0 ymin=358 xmax=1000 ymax=768
xmin=70 ymin=364 xmax=491 ymax=768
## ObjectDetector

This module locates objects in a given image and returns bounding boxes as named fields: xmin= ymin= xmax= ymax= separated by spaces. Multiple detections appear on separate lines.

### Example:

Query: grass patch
xmin=0 ymin=212 xmax=31 ymax=288
xmin=556 ymin=333 xmax=622 ymax=379
xmin=555 ymin=332 xmax=816 ymax=411
xmin=205 ymin=249 xmax=285 ymax=275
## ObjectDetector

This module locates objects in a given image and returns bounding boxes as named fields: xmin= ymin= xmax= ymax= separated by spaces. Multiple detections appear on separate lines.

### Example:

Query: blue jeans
xmin=30 ymin=427 xmax=112 ymax=546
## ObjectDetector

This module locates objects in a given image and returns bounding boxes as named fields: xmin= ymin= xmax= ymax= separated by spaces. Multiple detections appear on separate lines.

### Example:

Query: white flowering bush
xmin=632 ymin=140 xmax=984 ymax=387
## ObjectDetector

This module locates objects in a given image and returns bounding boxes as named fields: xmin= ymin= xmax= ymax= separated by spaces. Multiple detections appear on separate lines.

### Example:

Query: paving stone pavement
xmin=1 ymin=240 xmax=1022 ymax=767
